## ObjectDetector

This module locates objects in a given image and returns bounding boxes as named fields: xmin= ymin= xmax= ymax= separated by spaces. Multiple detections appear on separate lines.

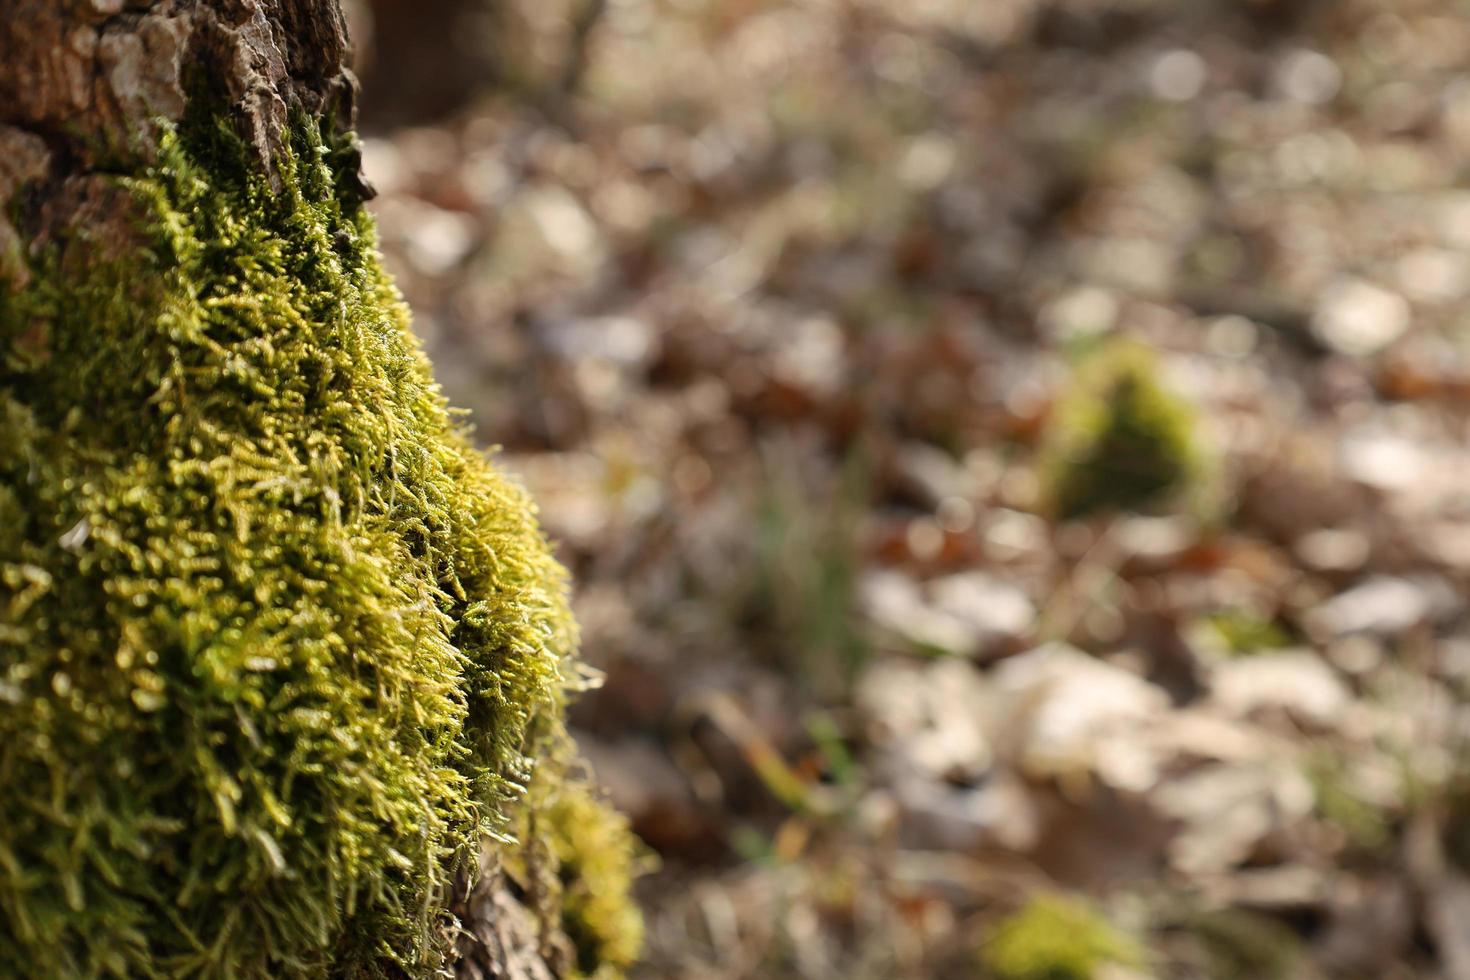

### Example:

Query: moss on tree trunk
xmin=0 ymin=2 xmax=639 ymax=976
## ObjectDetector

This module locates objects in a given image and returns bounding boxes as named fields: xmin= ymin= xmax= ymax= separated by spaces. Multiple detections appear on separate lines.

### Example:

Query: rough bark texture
xmin=0 ymin=2 xmax=636 ymax=977
xmin=0 ymin=0 xmax=356 ymax=173
xmin=451 ymin=862 xmax=560 ymax=980
xmin=0 ymin=0 xmax=365 ymax=285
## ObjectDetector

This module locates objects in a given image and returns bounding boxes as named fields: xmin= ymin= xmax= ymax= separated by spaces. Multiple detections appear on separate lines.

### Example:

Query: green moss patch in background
xmin=1039 ymin=340 xmax=1207 ymax=523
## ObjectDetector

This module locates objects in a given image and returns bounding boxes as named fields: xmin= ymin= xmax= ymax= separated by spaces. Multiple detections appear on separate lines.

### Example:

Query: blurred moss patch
xmin=1201 ymin=610 xmax=1295 ymax=656
xmin=1039 ymin=340 xmax=1206 ymax=522
xmin=981 ymin=893 xmax=1146 ymax=980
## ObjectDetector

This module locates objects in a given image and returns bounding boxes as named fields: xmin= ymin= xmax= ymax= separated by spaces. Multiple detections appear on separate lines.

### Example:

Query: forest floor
xmin=360 ymin=0 xmax=1470 ymax=976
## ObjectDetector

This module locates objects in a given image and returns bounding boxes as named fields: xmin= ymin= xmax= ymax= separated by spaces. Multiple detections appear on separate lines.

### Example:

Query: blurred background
xmin=349 ymin=0 xmax=1470 ymax=976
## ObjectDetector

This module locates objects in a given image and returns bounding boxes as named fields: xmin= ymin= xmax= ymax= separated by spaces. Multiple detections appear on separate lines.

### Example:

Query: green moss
xmin=1201 ymin=610 xmax=1294 ymax=657
xmin=0 ymin=118 xmax=609 ymax=976
xmin=505 ymin=752 xmax=645 ymax=980
xmin=1039 ymin=340 xmax=1204 ymax=522
xmin=981 ymin=894 xmax=1145 ymax=980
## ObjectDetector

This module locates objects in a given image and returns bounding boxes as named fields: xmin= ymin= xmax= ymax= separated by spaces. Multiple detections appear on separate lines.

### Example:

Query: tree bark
xmin=0 ymin=3 xmax=622 ymax=977
xmin=0 ymin=0 xmax=353 ymax=171
xmin=0 ymin=0 xmax=366 ymax=270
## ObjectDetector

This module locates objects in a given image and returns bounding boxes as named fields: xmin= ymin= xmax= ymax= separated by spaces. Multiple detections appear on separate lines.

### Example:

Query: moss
xmin=504 ymin=749 xmax=645 ymax=980
xmin=1038 ymin=340 xmax=1204 ymax=522
xmin=981 ymin=894 xmax=1145 ymax=980
xmin=1201 ymin=610 xmax=1294 ymax=657
xmin=0 ymin=116 xmax=635 ymax=976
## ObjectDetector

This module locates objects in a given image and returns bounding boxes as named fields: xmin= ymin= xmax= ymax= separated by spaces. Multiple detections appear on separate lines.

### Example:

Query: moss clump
xmin=505 ymin=749 xmax=645 ymax=980
xmin=1039 ymin=340 xmax=1204 ymax=522
xmin=0 ymin=117 xmax=619 ymax=976
xmin=544 ymin=785 xmax=645 ymax=979
xmin=981 ymin=894 xmax=1145 ymax=980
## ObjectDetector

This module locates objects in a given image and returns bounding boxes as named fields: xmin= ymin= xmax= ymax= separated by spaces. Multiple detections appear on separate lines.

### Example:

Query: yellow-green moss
xmin=1201 ymin=610 xmax=1294 ymax=657
xmin=506 ymin=757 xmax=645 ymax=980
xmin=0 ymin=117 xmax=602 ymax=976
xmin=981 ymin=894 xmax=1145 ymax=980
xmin=1039 ymin=340 xmax=1204 ymax=522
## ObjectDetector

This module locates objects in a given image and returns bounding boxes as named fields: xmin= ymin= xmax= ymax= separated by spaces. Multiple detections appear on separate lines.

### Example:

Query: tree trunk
xmin=354 ymin=0 xmax=499 ymax=129
xmin=0 ymin=3 xmax=637 ymax=977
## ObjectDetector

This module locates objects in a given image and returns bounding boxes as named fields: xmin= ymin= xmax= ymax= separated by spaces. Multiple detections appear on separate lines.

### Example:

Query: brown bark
xmin=0 ymin=3 xmax=564 ymax=976
xmin=0 ymin=0 xmax=370 ymax=281
xmin=452 ymin=866 xmax=561 ymax=980
xmin=0 ymin=0 xmax=354 ymax=176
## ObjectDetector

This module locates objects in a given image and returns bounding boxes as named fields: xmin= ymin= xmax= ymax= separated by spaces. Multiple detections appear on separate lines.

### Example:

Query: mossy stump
xmin=0 ymin=2 xmax=640 ymax=976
